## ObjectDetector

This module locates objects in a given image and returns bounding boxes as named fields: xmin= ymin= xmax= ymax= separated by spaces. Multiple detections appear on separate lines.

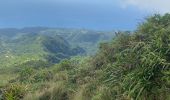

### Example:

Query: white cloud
xmin=121 ymin=0 xmax=170 ymax=13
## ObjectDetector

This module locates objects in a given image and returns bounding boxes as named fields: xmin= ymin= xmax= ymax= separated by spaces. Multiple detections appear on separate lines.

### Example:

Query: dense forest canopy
xmin=0 ymin=14 xmax=170 ymax=100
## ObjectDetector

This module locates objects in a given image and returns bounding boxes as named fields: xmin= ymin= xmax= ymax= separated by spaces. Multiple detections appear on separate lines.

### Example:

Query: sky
xmin=0 ymin=0 xmax=169 ymax=31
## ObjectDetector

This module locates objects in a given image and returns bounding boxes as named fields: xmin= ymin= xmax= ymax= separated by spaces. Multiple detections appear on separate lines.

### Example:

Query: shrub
xmin=101 ymin=14 xmax=170 ymax=99
xmin=1 ymin=83 xmax=27 ymax=100
xmin=58 ymin=59 xmax=73 ymax=71
xmin=33 ymin=69 xmax=53 ymax=83
xmin=19 ymin=67 xmax=35 ymax=83
xmin=39 ymin=82 xmax=69 ymax=100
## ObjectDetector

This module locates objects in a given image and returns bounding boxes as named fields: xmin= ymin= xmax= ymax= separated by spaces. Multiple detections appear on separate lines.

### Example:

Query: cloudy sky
xmin=0 ymin=0 xmax=169 ymax=30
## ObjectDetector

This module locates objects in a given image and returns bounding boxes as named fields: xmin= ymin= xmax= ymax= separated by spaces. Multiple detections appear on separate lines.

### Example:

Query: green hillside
xmin=0 ymin=28 xmax=113 ymax=88
xmin=0 ymin=28 xmax=115 ymax=54
xmin=0 ymin=34 xmax=85 ymax=68
xmin=2 ymin=14 xmax=170 ymax=100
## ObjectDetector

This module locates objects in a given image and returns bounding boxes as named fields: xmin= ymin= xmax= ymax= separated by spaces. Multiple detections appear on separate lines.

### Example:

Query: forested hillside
xmin=0 ymin=28 xmax=115 ymax=55
xmin=0 ymin=28 xmax=114 ymax=85
xmin=0 ymin=34 xmax=84 ymax=67
xmin=1 ymin=14 xmax=170 ymax=100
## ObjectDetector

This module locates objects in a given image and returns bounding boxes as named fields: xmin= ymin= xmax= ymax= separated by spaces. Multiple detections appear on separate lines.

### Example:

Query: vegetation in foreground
xmin=1 ymin=14 xmax=170 ymax=100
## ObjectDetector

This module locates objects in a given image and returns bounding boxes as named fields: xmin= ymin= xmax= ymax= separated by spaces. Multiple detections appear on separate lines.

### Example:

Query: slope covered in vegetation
xmin=1 ymin=14 xmax=170 ymax=100
xmin=0 ymin=34 xmax=85 ymax=68
xmin=0 ymin=28 xmax=115 ymax=55
xmin=0 ymin=33 xmax=85 ymax=87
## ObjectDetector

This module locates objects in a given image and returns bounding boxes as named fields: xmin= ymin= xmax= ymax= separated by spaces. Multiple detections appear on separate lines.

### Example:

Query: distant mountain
xmin=0 ymin=33 xmax=85 ymax=67
xmin=0 ymin=27 xmax=115 ymax=67
xmin=0 ymin=27 xmax=115 ymax=54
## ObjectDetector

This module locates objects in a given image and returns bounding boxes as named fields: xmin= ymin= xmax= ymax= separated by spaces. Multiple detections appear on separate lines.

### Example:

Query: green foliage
xmin=91 ymin=86 xmax=116 ymax=100
xmin=58 ymin=59 xmax=73 ymax=71
xmin=18 ymin=67 xmax=54 ymax=83
xmin=1 ymin=83 xmax=27 ymax=100
xmin=33 ymin=69 xmax=53 ymax=83
xmin=98 ymin=14 xmax=170 ymax=99
xmin=39 ymin=82 xmax=69 ymax=100
xmin=19 ymin=67 xmax=35 ymax=83
xmin=2 ymin=14 xmax=170 ymax=100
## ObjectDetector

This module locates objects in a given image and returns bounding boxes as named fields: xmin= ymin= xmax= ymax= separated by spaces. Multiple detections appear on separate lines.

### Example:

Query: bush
xmin=39 ymin=82 xmax=69 ymax=100
xmin=58 ymin=59 xmax=73 ymax=71
xmin=100 ymin=14 xmax=170 ymax=99
xmin=92 ymin=86 xmax=116 ymax=100
xmin=18 ymin=67 xmax=53 ymax=83
xmin=1 ymin=83 xmax=27 ymax=100
xmin=33 ymin=69 xmax=53 ymax=83
xmin=19 ymin=67 xmax=35 ymax=83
